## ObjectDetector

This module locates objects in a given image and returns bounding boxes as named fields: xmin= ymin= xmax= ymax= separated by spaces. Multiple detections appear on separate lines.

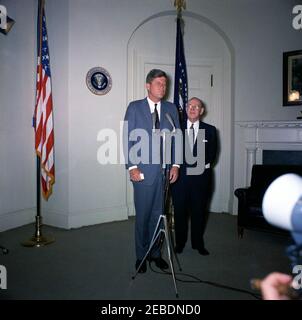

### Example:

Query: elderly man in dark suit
xmin=171 ymin=97 xmax=217 ymax=256
xmin=124 ymin=69 xmax=180 ymax=273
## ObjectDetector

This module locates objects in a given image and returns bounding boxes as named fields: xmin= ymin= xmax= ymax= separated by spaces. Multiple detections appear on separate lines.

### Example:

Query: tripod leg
xmin=132 ymin=230 xmax=165 ymax=279
xmin=149 ymin=214 xmax=164 ymax=250
xmin=167 ymin=221 xmax=182 ymax=271
xmin=163 ymin=216 xmax=179 ymax=298
xmin=132 ymin=216 xmax=164 ymax=279
xmin=163 ymin=173 xmax=182 ymax=271
xmin=132 ymin=214 xmax=180 ymax=297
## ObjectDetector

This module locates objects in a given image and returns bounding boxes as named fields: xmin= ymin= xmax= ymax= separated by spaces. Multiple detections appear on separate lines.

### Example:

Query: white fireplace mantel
xmin=235 ymin=120 xmax=302 ymax=188
xmin=235 ymin=120 xmax=302 ymax=129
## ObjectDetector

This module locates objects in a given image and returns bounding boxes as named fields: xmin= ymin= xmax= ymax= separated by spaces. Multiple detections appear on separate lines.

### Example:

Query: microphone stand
xmin=132 ymin=127 xmax=182 ymax=298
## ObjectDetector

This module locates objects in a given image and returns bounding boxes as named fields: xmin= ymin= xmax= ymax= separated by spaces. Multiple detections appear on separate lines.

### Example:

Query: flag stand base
xmin=21 ymin=235 xmax=55 ymax=247
xmin=21 ymin=216 xmax=55 ymax=247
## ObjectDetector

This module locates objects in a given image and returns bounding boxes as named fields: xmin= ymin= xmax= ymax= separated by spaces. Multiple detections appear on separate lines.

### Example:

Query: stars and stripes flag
xmin=33 ymin=0 xmax=55 ymax=200
xmin=173 ymin=16 xmax=188 ymax=124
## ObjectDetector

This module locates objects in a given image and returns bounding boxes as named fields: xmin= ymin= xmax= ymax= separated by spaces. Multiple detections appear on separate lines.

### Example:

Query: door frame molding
xmin=126 ymin=11 xmax=235 ymax=215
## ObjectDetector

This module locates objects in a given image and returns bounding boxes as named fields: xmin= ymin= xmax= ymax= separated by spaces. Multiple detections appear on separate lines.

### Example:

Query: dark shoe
xmin=149 ymin=257 xmax=169 ymax=269
xmin=174 ymin=245 xmax=184 ymax=254
xmin=135 ymin=259 xmax=147 ymax=273
xmin=197 ymin=247 xmax=209 ymax=256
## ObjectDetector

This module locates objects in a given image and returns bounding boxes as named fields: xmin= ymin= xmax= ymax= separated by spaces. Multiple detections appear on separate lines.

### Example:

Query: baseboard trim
xmin=127 ymin=203 xmax=135 ymax=216
xmin=0 ymin=208 xmax=35 ymax=232
xmin=0 ymin=205 xmax=130 ymax=231
xmin=43 ymin=205 xmax=129 ymax=229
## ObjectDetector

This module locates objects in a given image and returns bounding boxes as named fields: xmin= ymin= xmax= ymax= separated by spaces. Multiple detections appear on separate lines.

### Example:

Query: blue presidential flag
xmin=173 ymin=16 xmax=188 ymax=124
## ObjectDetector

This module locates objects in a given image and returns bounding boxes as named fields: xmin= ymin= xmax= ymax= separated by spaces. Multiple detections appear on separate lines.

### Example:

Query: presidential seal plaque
xmin=86 ymin=67 xmax=112 ymax=95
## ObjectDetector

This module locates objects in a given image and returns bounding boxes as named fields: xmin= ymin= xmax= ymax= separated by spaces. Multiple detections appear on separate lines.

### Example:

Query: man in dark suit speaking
xmin=124 ymin=69 xmax=180 ymax=273
xmin=172 ymin=97 xmax=217 ymax=256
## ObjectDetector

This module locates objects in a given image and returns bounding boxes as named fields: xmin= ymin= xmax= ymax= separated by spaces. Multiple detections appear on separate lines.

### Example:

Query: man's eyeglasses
xmin=187 ymin=104 xmax=201 ymax=110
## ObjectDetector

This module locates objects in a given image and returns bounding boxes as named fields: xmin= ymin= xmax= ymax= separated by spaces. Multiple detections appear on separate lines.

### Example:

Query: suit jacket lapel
xmin=141 ymin=98 xmax=152 ymax=130
xmin=193 ymin=121 xmax=204 ymax=153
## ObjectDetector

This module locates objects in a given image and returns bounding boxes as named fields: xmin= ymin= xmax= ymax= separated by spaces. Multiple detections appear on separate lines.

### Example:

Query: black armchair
xmin=235 ymin=164 xmax=302 ymax=238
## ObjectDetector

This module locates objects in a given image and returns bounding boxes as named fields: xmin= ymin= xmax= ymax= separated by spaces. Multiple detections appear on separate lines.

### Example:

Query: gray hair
xmin=188 ymin=97 xmax=205 ymax=109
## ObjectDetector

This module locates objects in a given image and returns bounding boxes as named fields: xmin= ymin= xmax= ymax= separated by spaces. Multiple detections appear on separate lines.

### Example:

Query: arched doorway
xmin=126 ymin=11 xmax=234 ymax=215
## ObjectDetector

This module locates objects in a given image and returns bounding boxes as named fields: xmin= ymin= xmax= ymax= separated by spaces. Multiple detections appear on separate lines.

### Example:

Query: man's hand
xmin=260 ymin=272 xmax=292 ymax=300
xmin=169 ymin=166 xmax=179 ymax=183
xmin=129 ymin=168 xmax=143 ymax=182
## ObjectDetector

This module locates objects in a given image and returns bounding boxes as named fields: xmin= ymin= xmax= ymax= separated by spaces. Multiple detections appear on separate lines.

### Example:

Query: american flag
xmin=173 ymin=16 xmax=188 ymax=124
xmin=34 ymin=0 xmax=55 ymax=200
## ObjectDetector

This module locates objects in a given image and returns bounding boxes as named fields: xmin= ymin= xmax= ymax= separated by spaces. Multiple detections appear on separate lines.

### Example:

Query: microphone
xmin=165 ymin=113 xmax=176 ymax=132
xmin=262 ymin=173 xmax=302 ymax=245
xmin=262 ymin=174 xmax=302 ymax=297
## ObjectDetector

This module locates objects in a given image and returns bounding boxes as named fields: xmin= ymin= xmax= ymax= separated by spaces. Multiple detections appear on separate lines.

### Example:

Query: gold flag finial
xmin=174 ymin=0 xmax=186 ymax=15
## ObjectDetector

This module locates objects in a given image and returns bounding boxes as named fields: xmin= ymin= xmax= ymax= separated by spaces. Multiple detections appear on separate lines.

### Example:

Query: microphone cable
xmin=148 ymin=262 xmax=262 ymax=300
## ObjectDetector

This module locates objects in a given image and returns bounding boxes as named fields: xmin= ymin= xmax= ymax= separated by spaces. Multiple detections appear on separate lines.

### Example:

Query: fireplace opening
xmin=263 ymin=150 xmax=302 ymax=165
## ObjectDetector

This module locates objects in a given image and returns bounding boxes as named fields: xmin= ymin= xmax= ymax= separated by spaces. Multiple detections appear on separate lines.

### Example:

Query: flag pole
xmin=22 ymin=0 xmax=54 ymax=247
xmin=22 ymin=156 xmax=54 ymax=247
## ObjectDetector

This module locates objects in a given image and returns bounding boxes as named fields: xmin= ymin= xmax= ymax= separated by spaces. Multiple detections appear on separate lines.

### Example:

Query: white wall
xmin=0 ymin=0 xmax=36 ymax=230
xmin=0 ymin=0 xmax=301 ymax=231
xmin=189 ymin=0 xmax=302 ymax=121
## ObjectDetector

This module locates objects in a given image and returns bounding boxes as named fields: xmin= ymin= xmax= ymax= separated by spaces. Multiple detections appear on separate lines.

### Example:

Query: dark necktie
xmin=191 ymin=123 xmax=195 ymax=142
xmin=154 ymin=103 xmax=160 ymax=129
xmin=189 ymin=123 xmax=195 ymax=151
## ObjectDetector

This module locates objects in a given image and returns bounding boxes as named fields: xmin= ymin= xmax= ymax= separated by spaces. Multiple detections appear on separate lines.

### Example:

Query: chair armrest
xmin=234 ymin=188 xmax=248 ymax=200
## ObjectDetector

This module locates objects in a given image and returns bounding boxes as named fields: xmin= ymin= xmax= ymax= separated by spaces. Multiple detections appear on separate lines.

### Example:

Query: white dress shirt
xmin=147 ymin=97 xmax=161 ymax=121
xmin=187 ymin=119 xmax=199 ymax=144
xmin=187 ymin=119 xmax=210 ymax=169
